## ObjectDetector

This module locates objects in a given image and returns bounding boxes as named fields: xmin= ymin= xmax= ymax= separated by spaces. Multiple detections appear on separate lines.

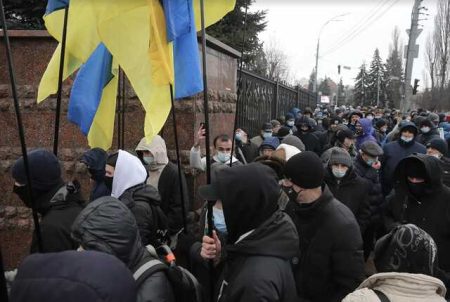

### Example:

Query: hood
xmin=359 ymin=118 xmax=374 ymax=136
xmin=71 ymin=196 xmax=144 ymax=269
xmin=112 ymin=150 xmax=147 ymax=198
xmin=357 ymin=272 xmax=446 ymax=298
xmin=282 ymin=134 xmax=305 ymax=151
xmin=10 ymin=251 xmax=137 ymax=302
xmin=218 ymin=163 xmax=280 ymax=244
xmin=399 ymin=121 xmax=418 ymax=135
xmin=276 ymin=143 xmax=301 ymax=161
xmin=80 ymin=148 xmax=107 ymax=172
xmin=394 ymin=153 xmax=443 ymax=194
xmin=290 ymin=107 xmax=301 ymax=117
xmin=227 ymin=211 xmax=299 ymax=260
xmin=135 ymin=135 xmax=169 ymax=166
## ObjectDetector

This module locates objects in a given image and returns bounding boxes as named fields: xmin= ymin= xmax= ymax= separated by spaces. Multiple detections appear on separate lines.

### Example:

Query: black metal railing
xmin=237 ymin=70 xmax=317 ymax=136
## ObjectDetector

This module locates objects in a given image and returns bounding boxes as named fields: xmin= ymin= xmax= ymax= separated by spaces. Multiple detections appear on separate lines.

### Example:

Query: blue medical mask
xmin=263 ymin=132 xmax=272 ymax=138
xmin=143 ymin=156 xmax=154 ymax=165
xmin=235 ymin=133 xmax=242 ymax=142
xmin=213 ymin=207 xmax=228 ymax=235
xmin=217 ymin=151 xmax=231 ymax=163
xmin=366 ymin=159 xmax=377 ymax=167
xmin=332 ymin=167 xmax=347 ymax=179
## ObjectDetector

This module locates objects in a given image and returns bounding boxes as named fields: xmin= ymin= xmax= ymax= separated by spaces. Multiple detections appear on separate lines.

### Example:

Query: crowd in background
xmin=5 ymin=104 xmax=450 ymax=302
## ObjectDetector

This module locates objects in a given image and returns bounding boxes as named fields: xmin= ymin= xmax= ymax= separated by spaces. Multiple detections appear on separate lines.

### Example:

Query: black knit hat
xmin=106 ymin=152 xmax=119 ymax=167
xmin=427 ymin=138 xmax=448 ymax=157
xmin=375 ymin=119 xmax=387 ymax=129
xmin=374 ymin=224 xmax=438 ymax=276
xmin=285 ymin=151 xmax=324 ymax=189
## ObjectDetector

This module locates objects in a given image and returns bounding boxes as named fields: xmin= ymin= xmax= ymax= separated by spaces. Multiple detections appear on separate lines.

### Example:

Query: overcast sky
xmin=252 ymin=0 xmax=437 ymax=89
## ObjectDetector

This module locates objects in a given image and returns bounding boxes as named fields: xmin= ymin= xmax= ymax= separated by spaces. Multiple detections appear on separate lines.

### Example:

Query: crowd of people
xmin=5 ymin=105 xmax=450 ymax=302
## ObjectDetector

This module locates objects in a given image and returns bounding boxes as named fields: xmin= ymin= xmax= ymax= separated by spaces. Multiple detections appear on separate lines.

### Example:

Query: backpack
xmin=133 ymin=246 xmax=203 ymax=302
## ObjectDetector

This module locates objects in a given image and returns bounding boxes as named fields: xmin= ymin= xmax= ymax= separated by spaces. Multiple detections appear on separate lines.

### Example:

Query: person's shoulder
xmin=342 ymin=288 xmax=378 ymax=302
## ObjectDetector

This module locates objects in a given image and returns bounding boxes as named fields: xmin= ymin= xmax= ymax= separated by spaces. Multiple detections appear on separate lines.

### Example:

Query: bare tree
xmin=434 ymin=0 xmax=450 ymax=90
xmin=264 ymin=39 xmax=290 ymax=82
xmin=425 ymin=33 xmax=437 ymax=92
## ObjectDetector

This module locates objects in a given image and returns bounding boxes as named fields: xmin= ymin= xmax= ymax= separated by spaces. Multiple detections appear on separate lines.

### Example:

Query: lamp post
xmin=313 ymin=14 xmax=348 ymax=94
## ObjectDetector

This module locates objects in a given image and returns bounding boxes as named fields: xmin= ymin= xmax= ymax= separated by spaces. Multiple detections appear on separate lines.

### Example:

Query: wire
xmin=322 ymin=0 xmax=400 ymax=56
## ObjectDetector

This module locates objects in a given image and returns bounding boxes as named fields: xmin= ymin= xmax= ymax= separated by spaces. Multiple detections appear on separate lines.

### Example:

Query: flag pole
xmin=116 ymin=68 xmax=122 ymax=149
xmin=229 ymin=0 xmax=249 ymax=167
xmin=0 ymin=247 xmax=8 ymax=302
xmin=53 ymin=6 xmax=69 ymax=156
xmin=121 ymin=69 xmax=126 ymax=149
xmin=0 ymin=0 xmax=43 ymax=253
xmin=199 ymin=0 xmax=215 ymax=301
xmin=169 ymin=84 xmax=188 ymax=234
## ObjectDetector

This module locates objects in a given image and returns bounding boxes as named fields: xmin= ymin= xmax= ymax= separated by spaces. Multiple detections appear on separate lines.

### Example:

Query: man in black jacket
xmin=324 ymin=148 xmax=371 ymax=234
xmin=385 ymin=153 xmax=450 ymax=292
xmin=426 ymin=138 xmax=450 ymax=187
xmin=294 ymin=115 xmax=322 ymax=155
xmin=283 ymin=151 xmax=365 ymax=302
xmin=72 ymin=196 xmax=174 ymax=302
xmin=416 ymin=117 xmax=441 ymax=146
xmin=353 ymin=141 xmax=385 ymax=260
xmin=199 ymin=163 xmax=299 ymax=302
xmin=105 ymin=150 xmax=169 ymax=247
xmin=234 ymin=127 xmax=259 ymax=164
xmin=12 ymin=149 xmax=84 ymax=253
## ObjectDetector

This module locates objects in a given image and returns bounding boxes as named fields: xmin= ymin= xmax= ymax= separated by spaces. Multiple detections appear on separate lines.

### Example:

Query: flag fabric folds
xmin=38 ymin=0 xmax=236 ymax=149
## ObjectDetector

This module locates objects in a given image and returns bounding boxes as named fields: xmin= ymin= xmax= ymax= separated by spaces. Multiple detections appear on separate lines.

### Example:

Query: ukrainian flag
xmin=39 ymin=0 xmax=236 ymax=149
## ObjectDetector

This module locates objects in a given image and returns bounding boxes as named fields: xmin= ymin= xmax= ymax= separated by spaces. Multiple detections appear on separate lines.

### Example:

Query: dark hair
xmin=107 ymin=152 xmax=119 ymax=167
xmin=213 ymin=134 xmax=231 ymax=147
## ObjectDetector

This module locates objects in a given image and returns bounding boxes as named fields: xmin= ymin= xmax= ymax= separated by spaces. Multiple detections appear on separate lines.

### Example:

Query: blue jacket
xmin=380 ymin=140 xmax=426 ymax=195
xmin=356 ymin=118 xmax=377 ymax=150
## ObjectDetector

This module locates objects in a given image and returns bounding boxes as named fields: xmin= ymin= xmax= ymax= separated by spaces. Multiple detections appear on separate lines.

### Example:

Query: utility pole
xmin=400 ymin=0 xmax=425 ymax=112
xmin=376 ymin=72 xmax=380 ymax=107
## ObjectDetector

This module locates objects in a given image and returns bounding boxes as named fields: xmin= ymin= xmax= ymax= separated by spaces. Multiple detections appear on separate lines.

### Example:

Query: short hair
xmin=214 ymin=134 xmax=231 ymax=147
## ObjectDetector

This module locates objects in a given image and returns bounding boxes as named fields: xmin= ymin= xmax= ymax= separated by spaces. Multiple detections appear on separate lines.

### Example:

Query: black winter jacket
xmin=30 ymin=183 xmax=84 ymax=253
xmin=324 ymin=167 xmax=371 ymax=233
xmin=120 ymin=183 xmax=169 ymax=247
xmin=72 ymin=197 xmax=174 ymax=302
xmin=285 ymin=185 xmax=365 ymax=302
xmin=295 ymin=131 xmax=322 ymax=155
xmin=353 ymin=154 xmax=385 ymax=223
xmin=381 ymin=139 xmax=426 ymax=195
xmin=439 ymin=156 xmax=450 ymax=187
xmin=385 ymin=154 xmax=450 ymax=274
xmin=235 ymin=140 xmax=259 ymax=164
xmin=217 ymin=211 xmax=299 ymax=302
xmin=416 ymin=127 xmax=441 ymax=146
xmin=158 ymin=162 xmax=190 ymax=234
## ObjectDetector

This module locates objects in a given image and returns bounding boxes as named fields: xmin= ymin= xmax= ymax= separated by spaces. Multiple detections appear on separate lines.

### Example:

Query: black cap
xmin=360 ymin=141 xmax=384 ymax=157
xmin=427 ymin=138 xmax=448 ymax=156
xmin=285 ymin=152 xmax=324 ymax=189
xmin=262 ymin=122 xmax=273 ymax=131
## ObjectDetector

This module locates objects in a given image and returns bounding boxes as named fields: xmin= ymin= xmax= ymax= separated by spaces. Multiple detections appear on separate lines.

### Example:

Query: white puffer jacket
xmin=342 ymin=272 xmax=446 ymax=302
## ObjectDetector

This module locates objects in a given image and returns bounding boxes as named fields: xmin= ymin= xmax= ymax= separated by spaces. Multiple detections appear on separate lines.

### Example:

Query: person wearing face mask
xmin=80 ymin=148 xmax=110 ymax=201
xmin=321 ymin=128 xmax=357 ymax=164
xmin=285 ymin=112 xmax=297 ymax=132
xmin=324 ymin=148 xmax=371 ymax=234
xmin=417 ymin=118 xmax=441 ymax=146
xmin=250 ymin=122 xmax=274 ymax=148
xmin=381 ymin=122 xmax=426 ymax=196
xmin=347 ymin=111 xmax=363 ymax=134
xmin=283 ymin=152 xmax=365 ymax=302
xmin=105 ymin=150 xmax=169 ymax=247
xmin=199 ymin=163 xmax=299 ymax=302
xmin=259 ymin=136 xmax=280 ymax=157
xmin=384 ymin=154 xmax=450 ymax=293
xmin=234 ymin=127 xmax=259 ymax=164
xmin=190 ymin=128 xmax=242 ymax=172
xmin=374 ymin=119 xmax=388 ymax=146
xmin=135 ymin=135 xmax=190 ymax=237
xmin=353 ymin=141 xmax=385 ymax=261
xmin=426 ymin=138 xmax=450 ymax=187
xmin=294 ymin=115 xmax=322 ymax=155
xmin=355 ymin=118 xmax=377 ymax=150
xmin=11 ymin=149 xmax=84 ymax=253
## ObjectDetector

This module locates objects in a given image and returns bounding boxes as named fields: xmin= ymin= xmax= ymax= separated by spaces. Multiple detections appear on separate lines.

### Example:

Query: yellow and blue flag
xmin=163 ymin=0 xmax=203 ymax=99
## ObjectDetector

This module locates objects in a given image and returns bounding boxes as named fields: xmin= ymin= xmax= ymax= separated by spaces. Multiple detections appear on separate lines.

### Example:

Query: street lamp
xmin=313 ymin=13 xmax=348 ymax=94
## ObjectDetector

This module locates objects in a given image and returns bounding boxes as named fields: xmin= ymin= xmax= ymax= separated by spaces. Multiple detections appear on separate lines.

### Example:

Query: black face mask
xmin=408 ymin=182 xmax=427 ymax=197
xmin=13 ymin=184 xmax=32 ymax=208
xmin=104 ymin=176 xmax=114 ymax=191
xmin=282 ymin=186 xmax=299 ymax=203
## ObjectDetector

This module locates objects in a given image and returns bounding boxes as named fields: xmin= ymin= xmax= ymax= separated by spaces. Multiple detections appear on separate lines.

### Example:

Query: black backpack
xmin=133 ymin=247 xmax=203 ymax=302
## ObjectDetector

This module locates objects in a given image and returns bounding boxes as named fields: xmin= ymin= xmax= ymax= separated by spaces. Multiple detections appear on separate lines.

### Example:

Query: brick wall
xmin=0 ymin=30 xmax=239 ymax=269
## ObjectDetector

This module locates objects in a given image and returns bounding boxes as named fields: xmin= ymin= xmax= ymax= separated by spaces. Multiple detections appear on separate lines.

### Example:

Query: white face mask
xmin=287 ymin=120 xmax=295 ymax=127
xmin=401 ymin=136 xmax=414 ymax=143
xmin=421 ymin=127 xmax=431 ymax=134
xmin=332 ymin=167 xmax=347 ymax=179
xmin=431 ymin=153 xmax=442 ymax=159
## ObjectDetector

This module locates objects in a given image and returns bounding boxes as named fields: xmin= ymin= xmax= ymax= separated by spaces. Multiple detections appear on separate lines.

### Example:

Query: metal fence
xmin=237 ymin=69 xmax=317 ymax=136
